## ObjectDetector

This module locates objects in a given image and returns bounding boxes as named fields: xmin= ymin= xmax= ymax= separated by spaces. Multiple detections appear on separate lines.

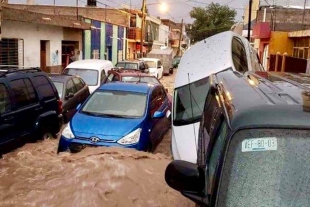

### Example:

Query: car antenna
xmin=187 ymin=73 xmax=198 ymax=154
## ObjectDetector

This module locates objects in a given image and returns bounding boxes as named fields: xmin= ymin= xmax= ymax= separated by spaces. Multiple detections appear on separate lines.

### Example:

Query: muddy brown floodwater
xmin=0 ymin=70 xmax=195 ymax=207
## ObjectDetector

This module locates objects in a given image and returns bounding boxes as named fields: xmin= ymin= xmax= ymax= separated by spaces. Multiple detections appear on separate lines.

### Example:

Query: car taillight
xmin=57 ymin=99 xmax=63 ymax=114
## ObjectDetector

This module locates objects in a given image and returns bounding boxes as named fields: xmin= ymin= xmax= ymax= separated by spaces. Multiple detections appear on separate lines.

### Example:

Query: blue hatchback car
xmin=58 ymin=82 xmax=172 ymax=153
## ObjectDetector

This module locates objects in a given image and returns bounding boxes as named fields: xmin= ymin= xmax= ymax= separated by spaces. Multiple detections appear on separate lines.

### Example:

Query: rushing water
xmin=0 ymin=130 xmax=194 ymax=207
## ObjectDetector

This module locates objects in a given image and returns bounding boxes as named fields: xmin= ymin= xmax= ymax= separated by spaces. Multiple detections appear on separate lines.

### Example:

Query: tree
xmin=187 ymin=2 xmax=236 ymax=43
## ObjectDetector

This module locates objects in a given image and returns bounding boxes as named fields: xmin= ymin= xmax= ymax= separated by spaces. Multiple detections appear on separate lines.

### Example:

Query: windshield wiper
xmin=101 ymin=114 xmax=128 ymax=118
xmin=81 ymin=111 xmax=101 ymax=116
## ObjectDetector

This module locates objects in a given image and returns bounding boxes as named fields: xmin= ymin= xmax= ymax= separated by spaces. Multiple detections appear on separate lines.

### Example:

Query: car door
xmin=73 ymin=77 xmax=89 ymax=105
xmin=63 ymin=78 xmax=78 ymax=122
xmin=148 ymin=86 xmax=170 ymax=149
xmin=0 ymin=83 xmax=16 ymax=145
xmin=8 ymin=78 xmax=40 ymax=137
xmin=158 ymin=60 xmax=164 ymax=79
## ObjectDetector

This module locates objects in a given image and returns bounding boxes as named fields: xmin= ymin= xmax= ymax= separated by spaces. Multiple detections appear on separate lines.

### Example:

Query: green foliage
xmin=187 ymin=2 xmax=237 ymax=43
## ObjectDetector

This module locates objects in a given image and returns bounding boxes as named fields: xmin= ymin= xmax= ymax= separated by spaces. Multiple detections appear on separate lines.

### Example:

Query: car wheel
xmin=147 ymin=141 xmax=154 ymax=153
xmin=42 ymin=131 xmax=53 ymax=140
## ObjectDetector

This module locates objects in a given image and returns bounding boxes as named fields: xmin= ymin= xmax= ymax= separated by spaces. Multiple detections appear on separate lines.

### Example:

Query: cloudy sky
xmin=9 ymin=0 xmax=250 ymax=23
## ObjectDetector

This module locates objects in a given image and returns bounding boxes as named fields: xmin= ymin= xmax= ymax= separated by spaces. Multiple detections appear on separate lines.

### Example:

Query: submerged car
xmin=58 ymin=82 xmax=171 ymax=153
xmin=166 ymin=70 xmax=310 ymax=207
xmin=49 ymin=74 xmax=90 ymax=123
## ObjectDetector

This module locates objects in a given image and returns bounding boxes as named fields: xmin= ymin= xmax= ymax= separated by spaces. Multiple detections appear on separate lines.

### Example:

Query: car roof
xmin=139 ymin=58 xmax=160 ymax=61
xmin=49 ymin=73 xmax=75 ymax=82
xmin=174 ymin=31 xmax=252 ymax=88
xmin=116 ymin=59 xmax=142 ymax=64
xmin=214 ymin=70 xmax=310 ymax=130
xmin=109 ymin=69 xmax=153 ymax=77
xmin=98 ymin=81 xmax=158 ymax=93
xmin=65 ymin=59 xmax=113 ymax=70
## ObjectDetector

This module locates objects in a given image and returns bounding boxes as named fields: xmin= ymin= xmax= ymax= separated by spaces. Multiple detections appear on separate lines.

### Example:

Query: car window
xmin=0 ymin=84 xmax=11 ymax=114
xmin=158 ymin=61 xmax=162 ymax=67
xmin=66 ymin=79 xmax=77 ymax=96
xmin=100 ymin=70 xmax=106 ymax=83
xmin=207 ymin=120 xmax=228 ymax=193
xmin=10 ymin=78 xmax=38 ymax=108
xmin=33 ymin=75 xmax=55 ymax=100
xmin=81 ymin=90 xmax=147 ymax=118
xmin=232 ymin=37 xmax=248 ymax=73
xmin=112 ymin=75 xmax=120 ymax=81
xmin=150 ymin=87 xmax=162 ymax=115
xmin=106 ymin=74 xmax=114 ymax=82
xmin=173 ymin=77 xmax=210 ymax=126
xmin=72 ymin=77 xmax=84 ymax=91
xmin=218 ymin=128 xmax=310 ymax=207
xmin=63 ymin=68 xmax=98 ymax=86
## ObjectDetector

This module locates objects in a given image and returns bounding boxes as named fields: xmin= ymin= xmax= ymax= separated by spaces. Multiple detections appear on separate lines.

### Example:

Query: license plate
xmin=242 ymin=137 xmax=277 ymax=152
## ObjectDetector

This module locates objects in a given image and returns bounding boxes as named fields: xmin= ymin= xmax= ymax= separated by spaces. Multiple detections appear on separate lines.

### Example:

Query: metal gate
xmin=0 ymin=38 xmax=24 ymax=66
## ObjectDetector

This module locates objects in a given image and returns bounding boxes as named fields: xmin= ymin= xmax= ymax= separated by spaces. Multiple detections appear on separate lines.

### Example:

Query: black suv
xmin=165 ymin=70 xmax=310 ymax=207
xmin=0 ymin=67 xmax=63 ymax=153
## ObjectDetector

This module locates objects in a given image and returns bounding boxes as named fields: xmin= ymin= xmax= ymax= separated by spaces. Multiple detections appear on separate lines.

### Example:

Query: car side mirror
xmin=165 ymin=160 xmax=205 ymax=193
xmin=153 ymin=110 xmax=165 ymax=119
xmin=65 ymin=92 xmax=74 ymax=100
xmin=76 ymin=103 xmax=81 ymax=110
xmin=165 ymin=160 xmax=208 ymax=206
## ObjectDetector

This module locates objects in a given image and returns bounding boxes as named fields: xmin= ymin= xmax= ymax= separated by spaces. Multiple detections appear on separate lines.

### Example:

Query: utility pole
xmin=302 ymin=0 xmax=307 ymax=27
xmin=247 ymin=0 xmax=253 ymax=41
xmin=140 ymin=0 xmax=146 ymax=57
xmin=177 ymin=19 xmax=183 ymax=56
xmin=76 ymin=0 xmax=79 ymax=20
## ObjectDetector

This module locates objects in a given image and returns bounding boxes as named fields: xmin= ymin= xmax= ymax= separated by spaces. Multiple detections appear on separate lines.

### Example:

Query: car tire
xmin=42 ymin=131 xmax=53 ymax=140
xmin=147 ymin=141 xmax=154 ymax=153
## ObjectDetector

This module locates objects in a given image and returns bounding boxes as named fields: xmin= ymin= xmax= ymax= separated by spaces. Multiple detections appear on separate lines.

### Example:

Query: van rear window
xmin=63 ymin=68 xmax=98 ymax=86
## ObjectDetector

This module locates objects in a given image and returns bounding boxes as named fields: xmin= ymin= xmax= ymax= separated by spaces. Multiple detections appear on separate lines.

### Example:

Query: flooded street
xmin=0 ymin=70 xmax=194 ymax=207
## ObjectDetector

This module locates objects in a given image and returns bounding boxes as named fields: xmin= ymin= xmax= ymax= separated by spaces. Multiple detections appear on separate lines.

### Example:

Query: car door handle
xmin=4 ymin=116 xmax=14 ymax=122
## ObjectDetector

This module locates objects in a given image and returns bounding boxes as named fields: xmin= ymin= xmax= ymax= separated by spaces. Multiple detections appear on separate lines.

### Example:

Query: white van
xmin=139 ymin=57 xmax=164 ymax=79
xmin=63 ymin=59 xmax=114 ymax=94
xmin=171 ymin=31 xmax=264 ymax=163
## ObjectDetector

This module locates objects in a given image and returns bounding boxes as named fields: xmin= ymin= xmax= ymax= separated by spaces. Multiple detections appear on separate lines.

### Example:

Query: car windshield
xmin=122 ymin=76 xmax=160 ymax=84
xmin=52 ymin=81 xmax=64 ymax=98
xmin=63 ymin=68 xmax=98 ymax=86
xmin=144 ymin=61 xmax=156 ymax=68
xmin=116 ymin=62 xmax=138 ymax=70
xmin=218 ymin=128 xmax=310 ymax=207
xmin=173 ymin=77 xmax=209 ymax=125
xmin=81 ymin=90 xmax=147 ymax=118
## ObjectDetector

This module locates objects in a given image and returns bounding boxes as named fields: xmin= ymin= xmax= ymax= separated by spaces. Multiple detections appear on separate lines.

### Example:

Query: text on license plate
xmin=242 ymin=137 xmax=277 ymax=152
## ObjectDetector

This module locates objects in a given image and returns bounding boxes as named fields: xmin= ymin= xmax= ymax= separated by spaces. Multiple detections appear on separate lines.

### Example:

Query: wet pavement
xmin=0 ymin=69 xmax=195 ymax=207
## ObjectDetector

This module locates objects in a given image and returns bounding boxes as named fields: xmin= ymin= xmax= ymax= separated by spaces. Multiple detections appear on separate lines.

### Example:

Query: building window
xmin=293 ymin=38 xmax=310 ymax=59
xmin=0 ymin=38 xmax=19 ymax=65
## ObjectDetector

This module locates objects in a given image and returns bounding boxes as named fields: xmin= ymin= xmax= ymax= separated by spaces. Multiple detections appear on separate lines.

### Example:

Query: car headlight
xmin=117 ymin=128 xmax=141 ymax=145
xmin=62 ymin=123 xmax=75 ymax=139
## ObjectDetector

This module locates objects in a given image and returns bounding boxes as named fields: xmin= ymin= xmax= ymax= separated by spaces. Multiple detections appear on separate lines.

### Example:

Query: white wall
xmin=2 ymin=20 xmax=63 ymax=67
xmin=159 ymin=24 xmax=169 ymax=45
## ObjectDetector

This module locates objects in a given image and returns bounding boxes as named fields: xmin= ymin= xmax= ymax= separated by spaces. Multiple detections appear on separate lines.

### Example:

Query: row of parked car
xmin=0 ymin=57 xmax=173 ymax=155
xmin=165 ymin=31 xmax=310 ymax=206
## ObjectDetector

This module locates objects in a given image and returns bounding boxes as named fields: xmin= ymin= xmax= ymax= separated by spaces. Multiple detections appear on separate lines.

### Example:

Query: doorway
xmin=40 ymin=40 xmax=48 ymax=72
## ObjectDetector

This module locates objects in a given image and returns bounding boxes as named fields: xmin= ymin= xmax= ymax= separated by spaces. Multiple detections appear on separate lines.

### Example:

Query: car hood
xmin=71 ymin=112 xmax=144 ymax=140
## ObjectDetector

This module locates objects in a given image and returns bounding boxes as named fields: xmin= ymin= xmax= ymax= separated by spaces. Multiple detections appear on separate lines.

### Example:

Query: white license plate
xmin=242 ymin=137 xmax=277 ymax=152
